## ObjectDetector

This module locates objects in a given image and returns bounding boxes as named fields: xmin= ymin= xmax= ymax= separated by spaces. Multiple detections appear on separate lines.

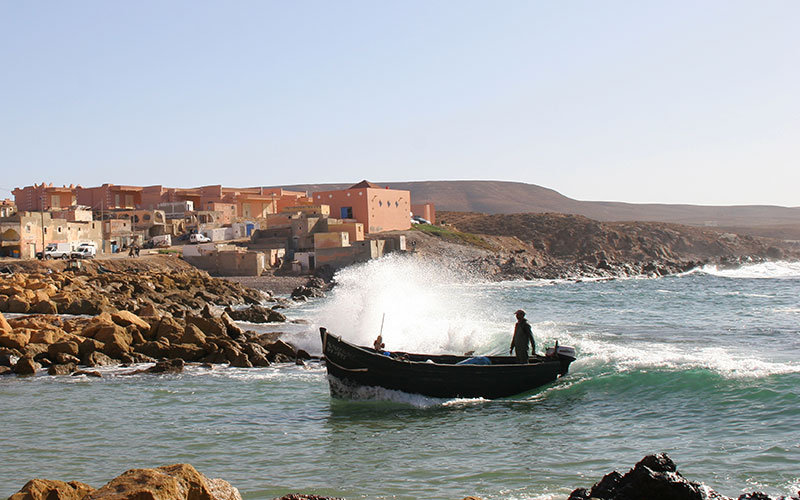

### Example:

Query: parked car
xmin=189 ymin=233 xmax=211 ymax=244
xmin=70 ymin=243 xmax=97 ymax=259
xmin=411 ymin=215 xmax=431 ymax=225
xmin=36 ymin=242 xmax=72 ymax=260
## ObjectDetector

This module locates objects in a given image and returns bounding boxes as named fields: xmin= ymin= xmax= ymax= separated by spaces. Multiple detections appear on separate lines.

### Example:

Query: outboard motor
xmin=545 ymin=342 xmax=577 ymax=376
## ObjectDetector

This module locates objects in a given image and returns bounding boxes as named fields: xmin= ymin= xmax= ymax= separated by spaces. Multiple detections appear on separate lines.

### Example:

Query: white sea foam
xmin=308 ymin=254 xmax=507 ymax=355
xmin=565 ymin=334 xmax=800 ymax=379
xmin=699 ymin=261 xmax=800 ymax=279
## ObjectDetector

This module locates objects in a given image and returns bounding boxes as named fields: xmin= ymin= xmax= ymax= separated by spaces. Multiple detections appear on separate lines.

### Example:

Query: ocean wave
xmin=567 ymin=337 xmax=800 ymax=379
xmin=698 ymin=261 xmax=800 ymax=279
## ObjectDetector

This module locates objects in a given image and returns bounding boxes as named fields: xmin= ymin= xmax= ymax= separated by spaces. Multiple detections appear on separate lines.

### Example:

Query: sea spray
xmin=304 ymin=254 xmax=510 ymax=355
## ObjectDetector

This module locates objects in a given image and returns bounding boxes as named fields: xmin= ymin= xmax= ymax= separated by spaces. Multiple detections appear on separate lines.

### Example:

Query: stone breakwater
xmin=0 ymin=263 xmax=312 ymax=377
xmin=6 ymin=455 xmax=797 ymax=500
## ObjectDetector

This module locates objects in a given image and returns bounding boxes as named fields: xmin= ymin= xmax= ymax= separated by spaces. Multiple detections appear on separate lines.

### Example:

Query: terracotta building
xmin=12 ymin=184 xmax=78 ymax=211
xmin=312 ymin=181 xmax=411 ymax=234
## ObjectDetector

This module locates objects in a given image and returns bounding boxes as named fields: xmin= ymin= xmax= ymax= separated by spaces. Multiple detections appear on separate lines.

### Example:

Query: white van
xmin=70 ymin=243 xmax=97 ymax=259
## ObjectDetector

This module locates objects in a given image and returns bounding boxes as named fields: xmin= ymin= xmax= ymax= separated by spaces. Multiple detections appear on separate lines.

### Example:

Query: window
xmin=57 ymin=226 xmax=62 ymax=233
xmin=143 ymin=214 xmax=151 ymax=221
xmin=25 ymin=225 xmax=31 ymax=233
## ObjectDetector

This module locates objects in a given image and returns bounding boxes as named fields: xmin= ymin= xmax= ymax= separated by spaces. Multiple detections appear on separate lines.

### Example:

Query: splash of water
xmin=310 ymin=254 xmax=510 ymax=354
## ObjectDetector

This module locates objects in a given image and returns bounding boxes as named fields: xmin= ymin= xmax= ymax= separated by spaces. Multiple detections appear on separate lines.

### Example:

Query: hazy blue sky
xmin=2 ymin=1 xmax=798 ymax=206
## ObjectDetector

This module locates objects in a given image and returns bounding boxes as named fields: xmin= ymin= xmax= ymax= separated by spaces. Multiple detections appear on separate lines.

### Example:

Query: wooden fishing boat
xmin=320 ymin=327 xmax=576 ymax=399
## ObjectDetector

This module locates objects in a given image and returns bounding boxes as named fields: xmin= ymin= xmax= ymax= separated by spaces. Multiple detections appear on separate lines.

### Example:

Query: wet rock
xmin=48 ymin=341 xmax=80 ymax=358
xmin=13 ymin=357 xmax=40 ymax=375
xmin=0 ymin=365 xmax=12 ymax=375
xmin=265 ymin=340 xmax=296 ymax=360
xmin=72 ymin=369 xmax=102 ymax=378
xmin=79 ymin=338 xmax=103 ymax=357
xmin=82 ymin=351 xmax=114 ymax=367
xmin=242 ymin=342 xmax=271 ymax=367
xmin=48 ymin=363 xmax=77 ymax=376
xmin=7 ymin=478 xmax=95 ymax=500
xmin=148 ymin=358 xmax=185 ymax=374
xmin=229 ymin=352 xmax=252 ymax=368
xmin=565 ymin=453 xmax=782 ymax=500
xmin=53 ymin=352 xmax=80 ymax=365
xmin=0 ymin=350 xmax=19 ymax=367
xmin=168 ymin=343 xmax=206 ymax=362
xmin=135 ymin=340 xmax=171 ymax=359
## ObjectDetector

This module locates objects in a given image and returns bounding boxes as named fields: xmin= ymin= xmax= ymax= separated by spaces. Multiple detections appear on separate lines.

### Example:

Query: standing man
xmin=510 ymin=309 xmax=535 ymax=364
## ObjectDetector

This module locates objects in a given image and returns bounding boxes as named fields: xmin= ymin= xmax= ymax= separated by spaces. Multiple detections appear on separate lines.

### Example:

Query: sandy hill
xmin=277 ymin=180 xmax=800 ymax=240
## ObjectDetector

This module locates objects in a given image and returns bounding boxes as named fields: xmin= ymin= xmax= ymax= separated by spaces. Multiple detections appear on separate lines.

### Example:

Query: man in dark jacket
xmin=510 ymin=309 xmax=535 ymax=363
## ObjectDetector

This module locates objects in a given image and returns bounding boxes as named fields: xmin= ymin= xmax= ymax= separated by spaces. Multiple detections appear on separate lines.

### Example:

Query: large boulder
xmin=30 ymin=329 xmax=63 ymax=345
xmin=82 ymin=351 xmax=115 ymax=367
xmin=7 ymin=479 xmax=95 ymax=500
xmin=185 ymin=316 xmax=225 ymax=338
xmin=7 ymin=296 xmax=31 ymax=313
xmin=13 ymin=356 xmax=40 ymax=376
xmin=111 ymin=310 xmax=151 ymax=331
xmin=48 ymin=341 xmax=80 ymax=358
xmin=168 ymin=343 xmax=206 ymax=362
xmin=265 ymin=340 xmax=296 ymax=360
xmin=568 ymin=454 xmax=716 ymax=500
xmin=94 ymin=324 xmax=133 ymax=346
xmin=31 ymin=299 xmax=58 ymax=315
xmin=154 ymin=317 xmax=186 ymax=343
xmin=242 ymin=342 xmax=271 ymax=367
xmin=0 ymin=331 xmax=31 ymax=350
xmin=84 ymin=463 xmax=240 ymax=500
xmin=135 ymin=340 xmax=171 ymax=359
xmin=48 ymin=363 xmax=77 ymax=376
xmin=180 ymin=323 xmax=207 ymax=345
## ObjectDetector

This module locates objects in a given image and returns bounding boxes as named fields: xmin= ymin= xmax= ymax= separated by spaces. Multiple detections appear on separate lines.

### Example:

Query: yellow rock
xmin=0 ymin=311 xmax=12 ymax=335
xmin=0 ymin=331 xmax=31 ymax=350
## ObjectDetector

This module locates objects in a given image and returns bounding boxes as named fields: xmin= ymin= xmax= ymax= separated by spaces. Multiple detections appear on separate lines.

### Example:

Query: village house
xmin=12 ymin=184 xmax=78 ymax=211
xmin=311 ymin=180 xmax=411 ymax=234
xmin=0 ymin=209 xmax=103 ymax=259
xmin=0 ymin=199 xmax=17 ymax=218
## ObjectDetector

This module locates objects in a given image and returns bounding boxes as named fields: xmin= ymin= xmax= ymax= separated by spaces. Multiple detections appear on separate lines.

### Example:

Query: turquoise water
xmin=2 ymin=257 xmax=799 ymax=499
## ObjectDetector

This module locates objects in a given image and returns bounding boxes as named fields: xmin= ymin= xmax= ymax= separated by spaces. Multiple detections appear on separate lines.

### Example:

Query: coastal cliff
xmin=401 ymin=211 xmax=800 ymax=280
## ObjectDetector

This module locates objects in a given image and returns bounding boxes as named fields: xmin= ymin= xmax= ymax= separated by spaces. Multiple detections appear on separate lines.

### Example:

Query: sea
xmin=1 ymin=255 xmax=799 ymax=500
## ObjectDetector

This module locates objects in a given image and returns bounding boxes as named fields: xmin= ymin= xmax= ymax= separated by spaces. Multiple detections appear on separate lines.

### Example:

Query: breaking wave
xmin=698 ymin=261 xmax=800 ymax=279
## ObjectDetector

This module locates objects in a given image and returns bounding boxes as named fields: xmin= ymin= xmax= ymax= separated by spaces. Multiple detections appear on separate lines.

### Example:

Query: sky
xmin=1 ymin=1 xmax=799 ymax=206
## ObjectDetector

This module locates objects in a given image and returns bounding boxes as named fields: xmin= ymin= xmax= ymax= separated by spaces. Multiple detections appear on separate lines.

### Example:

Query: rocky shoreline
xmin=7 ymin=454 xmax=797 ymax=500
xmin=0 ymin=257 xmax=329 ymax=378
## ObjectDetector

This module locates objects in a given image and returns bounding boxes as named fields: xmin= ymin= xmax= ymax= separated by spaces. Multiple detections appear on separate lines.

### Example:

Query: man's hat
xmin=515 ymin=309 xmax=525 ymax=316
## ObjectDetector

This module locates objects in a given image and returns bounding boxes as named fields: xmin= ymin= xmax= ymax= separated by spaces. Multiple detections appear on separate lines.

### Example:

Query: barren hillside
xmin=277 ymin=180 xmax=800 ymax=239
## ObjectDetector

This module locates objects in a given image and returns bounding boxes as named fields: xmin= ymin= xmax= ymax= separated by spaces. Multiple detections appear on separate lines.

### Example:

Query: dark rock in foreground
xmin=568 ymin=453 xmax=798 ymax=500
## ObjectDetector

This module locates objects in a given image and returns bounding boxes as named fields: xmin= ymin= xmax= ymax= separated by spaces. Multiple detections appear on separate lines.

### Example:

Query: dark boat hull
xmin=321 ymin=329 xmax=573 ymax=399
